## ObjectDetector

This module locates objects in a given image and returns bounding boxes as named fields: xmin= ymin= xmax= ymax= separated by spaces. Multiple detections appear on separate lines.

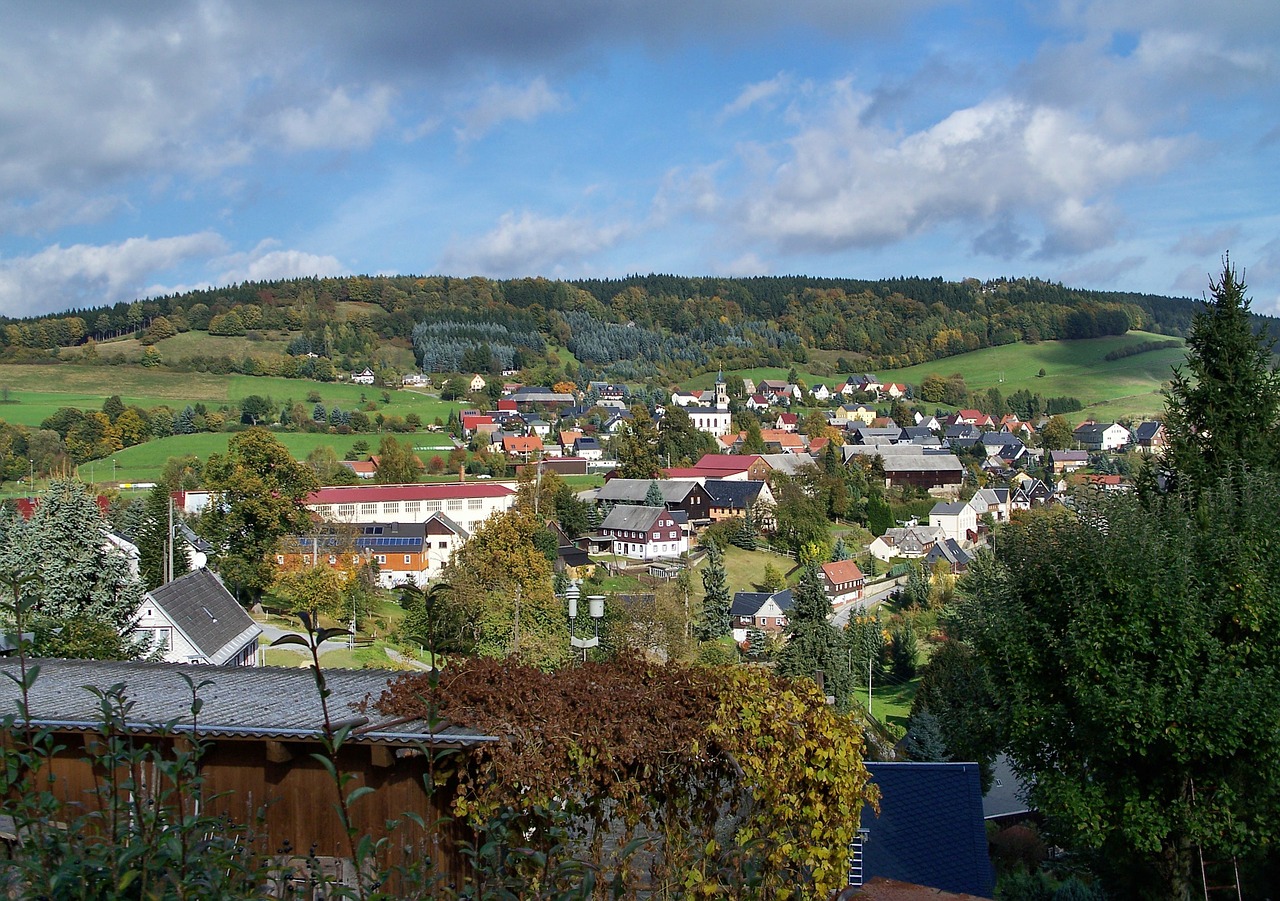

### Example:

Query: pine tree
xmin=776 ymin=565 xmax=854 ymax=708
xmin=902 ymin=709 xmax=950 ymax=762
xmin=137 ymin=483 xmax=191 ymax=591
xmin=696 ymin=540 xmax=732 ymax=642
xmin=831 ymin=537 xmax=851 ymax=561
xmin=1163 ymin=257 xmax=1280 ymax=490
xmin=645 ymin=480 xmax=664 ymax=507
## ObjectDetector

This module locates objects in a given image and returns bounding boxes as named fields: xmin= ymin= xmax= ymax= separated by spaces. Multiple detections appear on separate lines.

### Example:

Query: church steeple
xmin=715 ymin=364 xmax=728 ymax=410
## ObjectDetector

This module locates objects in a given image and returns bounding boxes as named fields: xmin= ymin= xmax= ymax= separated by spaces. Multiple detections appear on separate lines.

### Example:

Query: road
xmin=830 ymin=576 xmax=906 ymax=629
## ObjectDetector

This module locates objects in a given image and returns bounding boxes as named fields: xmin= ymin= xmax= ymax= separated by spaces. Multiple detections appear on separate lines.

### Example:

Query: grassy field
xmin=879 ymin=331 xmax=1186 ymax=423
xmin=678 ymin=332 xmax=1186 ymax=423
xmin=0 ymin=364 xmax=464 ymax=428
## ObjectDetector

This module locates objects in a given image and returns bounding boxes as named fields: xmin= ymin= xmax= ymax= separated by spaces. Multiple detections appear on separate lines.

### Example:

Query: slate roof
xmin=702 ymin=479 xmax=766 ymax=509
xmin=1133 ymin=420 xmax=1164 ymax=441
xmin=600 ymin=504 xmax=667 ymax=532
xmin=0 ymin=658 xmax=494 ymax=747
xmin=145 ymin=569 xmax=262 ymax=665
xmin=862 ymin=762 xmax=996 ymax=897
xmin=925 ymin=539 xmax=973 ymax=569
xmin=596 ymin=478 xmax=698 ymax=504
xmin=930 ymin=501 xmax=970 ymax=516
xmin=730 ymin=588 xmax=793 ymax=618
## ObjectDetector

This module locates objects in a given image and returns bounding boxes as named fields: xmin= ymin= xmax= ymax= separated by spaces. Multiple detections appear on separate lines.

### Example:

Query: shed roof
xmin=0 ymin=659 xmax=494 ymax=747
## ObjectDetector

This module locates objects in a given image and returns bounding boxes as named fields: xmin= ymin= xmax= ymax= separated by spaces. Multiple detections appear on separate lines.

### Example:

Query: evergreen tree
xmin=1163 ymin=257 xmax=1280 ymax=490
xmin=3 ymin=479 xmax=145 ymax=658
xmin=776 ymin=565 xmax=854 ymax=709
xmin=137 ymin=482 xmax=191 ymax=591
xmin=902 ymin=709 xmax=950 ymax=762
xmin=742 ymin=419 xmax=766 ymax=453
xmin=866 ymin=494 xmax=892 ymax=536
xmin=645 ymin=480 xmax=664 ymax=507
xmin=696 ymin=539 xmax=732 ymax=642
xmin=831 ymin=537 xmax=851 ymax=561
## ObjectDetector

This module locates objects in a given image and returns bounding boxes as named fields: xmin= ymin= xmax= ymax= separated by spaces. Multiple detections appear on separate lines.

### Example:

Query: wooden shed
xmin=0 ymin=659 xmax=493 ymax=890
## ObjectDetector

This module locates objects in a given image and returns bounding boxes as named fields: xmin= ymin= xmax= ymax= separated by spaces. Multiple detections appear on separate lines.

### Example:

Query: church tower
xmin=715 ymin=366 xmax=729 ymax=411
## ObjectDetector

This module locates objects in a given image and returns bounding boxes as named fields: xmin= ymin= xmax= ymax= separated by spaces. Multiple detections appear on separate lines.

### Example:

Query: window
xmin=303 ymin=555 xmax=311 ymax=564
xmin=404 ymin=555 xmax=411 ymax=564
xmin=438 ymin=541 xmax=449 ymax=549
xmin=328 ymin=555 xmax=337 ymax=565
xmin=447 ymin=499 xmax=463 ymax=511
xmin=337 ymin=504 xmax=355 ymax=518
xmin=276 ymin=555 xmax=284 ymax=564
xmin=155 ymin=627 xmax=171 ymax=651
xmin=361 ymin=503 xmax=377 ymax=515
xmin=405 ymin=501 xmax=421 ymax=514
xmin=383 ymin=502 xmax=400 ymax=515
xmin=670 ymin=531 xmax=677 ymax=539
xmin=468 ymin=498 xmax=483 ymax=510
xmin=375 ymin=555 xmax=386 ymax=564
xmin=315 ymin=505 xmax=333 ymax=515
xmin=426 ymin=500 xmax=442 ymax=512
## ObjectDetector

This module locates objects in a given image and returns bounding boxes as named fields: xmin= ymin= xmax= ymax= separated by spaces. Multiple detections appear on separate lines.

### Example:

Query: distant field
xmin=677 ymin=332 xmax=1186 ymax=422
xmin=0 ymin=364 xmax=464 ymax=428
xmin=879 ymin=331 xmax=1186 ymax=422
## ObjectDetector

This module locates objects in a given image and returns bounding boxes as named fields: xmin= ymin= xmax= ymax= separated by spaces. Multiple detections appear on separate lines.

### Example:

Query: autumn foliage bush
xmin=375 ymin=655 xmax=877 ymax=899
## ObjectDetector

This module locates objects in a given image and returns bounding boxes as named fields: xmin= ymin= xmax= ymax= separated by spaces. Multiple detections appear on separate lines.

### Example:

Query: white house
xmin=306 ymin=483 xmax=516 ymax=536
xmin=351 ymin=367 xmax=375 ymax=386
xmin=599 ymin=505 xmax=688 ymax=561
xmin=469 ymin=373 xmax=487 ymax=392
xmin=929 ymin=501 xmax=978 ymax=544
xmin=135 ymin=568 xmax=261 ymax=666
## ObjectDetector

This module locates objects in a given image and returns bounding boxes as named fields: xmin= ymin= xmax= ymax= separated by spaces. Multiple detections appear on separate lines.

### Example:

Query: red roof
xmin=662 ymin=467 xmax=705 ymax=479
xmin=308 ymin=483 xmax=514 ymax=504
xmin=16 ymin=495 xmax=112 ymax=520
xmin=693 ymin=453 xmax=761 ymax=473
xmin=497 ymin=399 xmax=517 ymax=411
xmin=502 ymin=435 xmax=543 ymax=453
xmin=821 ymin=559 xmax=866 ymax=584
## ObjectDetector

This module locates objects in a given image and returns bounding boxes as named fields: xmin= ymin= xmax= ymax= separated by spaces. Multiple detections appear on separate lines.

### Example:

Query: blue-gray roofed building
xmin=857 ymin=761 xmax=995 ymax=897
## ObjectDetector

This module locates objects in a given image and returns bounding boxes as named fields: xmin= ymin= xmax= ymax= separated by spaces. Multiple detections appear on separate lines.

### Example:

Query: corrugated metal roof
xmin=0 ymin=659 xmax=493 ymax=747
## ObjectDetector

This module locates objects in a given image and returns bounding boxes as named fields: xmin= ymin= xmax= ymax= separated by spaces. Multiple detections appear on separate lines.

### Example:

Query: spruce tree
xmin=137 ymin=482 xmax=191 ymax=591
xmin=1163 ymin=256 xmax=1280 ymax=490
xmin=775 ymin=565 xmax=854 ymax=708
xmin=696 ymin=539 xmax=732 ymax=641
xmin=645 ymin=480 xmax=664 ymax=507
xmin=902 ymin=709 xmax=950 ymax=762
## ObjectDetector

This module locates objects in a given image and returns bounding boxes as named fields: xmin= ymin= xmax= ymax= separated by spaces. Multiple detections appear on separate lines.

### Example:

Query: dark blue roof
xmin=730 ymin=588 xmax=792 ymax=618
xmin=702 ymin=479 xmax=765 ymax=509
xmin=861 ymin=761 xmax=995 ymax=897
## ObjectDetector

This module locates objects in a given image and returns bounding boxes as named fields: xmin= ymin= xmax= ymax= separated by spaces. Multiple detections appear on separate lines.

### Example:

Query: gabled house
xmin=502 ymin=434 xmax=544 ymax=460
xmin=746 ymin=394 xmax=772 ymax=412
xmin=1133 ymin=420 xmax=1167 ymax=454
xmin=574 ymin=436 xmax=603 ymax=460
xmin=820 ymin=560 xmax=866 ymax=607
xmin=730 ymin=588 xmax=793 ymax=642
xmin=278 ymin=516 xmax=470 ymax=587
xmin=925 ymin=538 xmax=973 ymax=574
xmin=967 ymin=487 xmax=1009 ymax=523
xmin=351 ymin=367 xmax=375 ymax=385
xmin=929 ymin=501 xmax=977 ymax=544
xmin=869 ymin=524 xmax=943 ymax=561
xmin=914 ymin=412 xmax=942 ymax=432
xmin=881 ymin=382 xmax=908 ymax=399
xmin=136 ymin=568 xmax=262 ymax=666
xmin=1073 ymin=420 xmax=1131 ymax=451
xmin=775 ymin=412 xmax=799 ymax=432
xmin=1049 ymin=449 xmax=1088 ymax=474
xmin=1010 ymin=479 xmax=1054 ymax=511
xmin=599 ymin=505 xmax=688 ymax=560
xmin=596 ymin=478 xmax=712 ymax=524
xmin=810 ymin=383 xmax=831 ymax=401
xmin=702 ymin=479 xmax=775 ymax=531
xmin=691 ymin=453 xmax=772 ymax=482
xmin=468 ymin=374 xmax=487 ymax=392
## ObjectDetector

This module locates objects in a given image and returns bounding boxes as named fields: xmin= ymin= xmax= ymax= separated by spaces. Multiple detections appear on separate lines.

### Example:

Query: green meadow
xmin=681 ymin=332 xmax=1186 ymax=423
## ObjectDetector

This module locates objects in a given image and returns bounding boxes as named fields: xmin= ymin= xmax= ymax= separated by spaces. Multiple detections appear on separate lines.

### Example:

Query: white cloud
xmin=438 ymin=211 xmax=628 ymax=276
xmin=720 ymin=74 xmax=791 ymax=121
xmin=729 ymin=90 xmax=1186 ymax=259
xmin=275 ymin=85 xmax=397 ymax=151
xmin=455 ymin=78 xmax=567 ymax=142
xmin=0 ymin=232 xmax=227 ymax=317
xmin=1172 ymin=227 xmax=1241 ymax=257
xmin=214 ymin=240 xmax=347 ymax=284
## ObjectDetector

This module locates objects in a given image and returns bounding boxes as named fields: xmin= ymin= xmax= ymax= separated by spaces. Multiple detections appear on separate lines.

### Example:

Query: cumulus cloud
xmin=0 ymin=232 xmax=227 ymax=317
xmin=213 ymin=240 xmax=347 ymax=284
xmin=275 ymin=86 xmax=397 ymax=151
xmin=438 ymin=211 xmax=628 ymax=276
xmin=731 ymin=88 xmax=1186 ymax=259
xmin=455 ymin=78 xmax=567 ymax=142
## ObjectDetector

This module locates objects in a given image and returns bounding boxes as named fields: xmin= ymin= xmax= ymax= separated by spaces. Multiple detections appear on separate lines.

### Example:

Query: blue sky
xmin=2 ymin=1 xmax=1278 ymax=319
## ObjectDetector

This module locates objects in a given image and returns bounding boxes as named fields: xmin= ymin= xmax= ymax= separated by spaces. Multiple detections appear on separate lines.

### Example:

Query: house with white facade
xmin=135 ymin=568 xmax=261 ymax=666
xmin=599 ymin=505 xmax=688 ymax=561
xmin=929 ymin=501 xmax=978 ymax=544
xmin=305 ymin=482 xmax=516 ymax=536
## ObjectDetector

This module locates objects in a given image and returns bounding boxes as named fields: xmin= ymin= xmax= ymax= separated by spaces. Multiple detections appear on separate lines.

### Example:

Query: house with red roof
xmin=820 ymin=559 xmax=866 ymax=607
xmin=306 ymin=482 xmax=516 ymax=535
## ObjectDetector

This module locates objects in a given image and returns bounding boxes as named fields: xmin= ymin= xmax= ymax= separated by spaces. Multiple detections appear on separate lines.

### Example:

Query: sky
xmin=1 ymin=1 xmax=1278 ymax=320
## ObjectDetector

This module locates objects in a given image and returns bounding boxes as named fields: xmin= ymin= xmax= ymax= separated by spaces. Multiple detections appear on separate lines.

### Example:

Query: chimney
xmin=459 ymin=464 xmax=466 ymax=482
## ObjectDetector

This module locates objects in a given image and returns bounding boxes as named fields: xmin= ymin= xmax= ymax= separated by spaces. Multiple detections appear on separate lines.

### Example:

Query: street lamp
xmin=566 ymin=583 xmax=604 ymax=662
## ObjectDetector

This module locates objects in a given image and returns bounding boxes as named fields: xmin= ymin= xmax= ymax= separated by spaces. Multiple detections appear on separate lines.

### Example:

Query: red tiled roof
xmin=821 ymin=559 xmax=865 ymax=584
xmin=694 ymin=453 xmax=761 ymax=472
xmin=308 ymin=483 xmax=514 ymax=504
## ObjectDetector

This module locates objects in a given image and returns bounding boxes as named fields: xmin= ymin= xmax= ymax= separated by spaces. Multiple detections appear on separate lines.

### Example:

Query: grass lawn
xmin=94 ymin=429 xmax=455 ymax=485
xmin=864 ymin=672 xmax=920 ymax=731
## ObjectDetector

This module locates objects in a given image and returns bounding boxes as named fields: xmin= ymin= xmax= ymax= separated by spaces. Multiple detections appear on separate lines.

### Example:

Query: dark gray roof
xmin=596 ymin=478 xmax=699 ymax=504
xmin=862 ymin=762 xmax=995 ymax=896
xmin=731 ymin=589 xmax=793 ymax=618
xmin=982 ymin=753 xmax=1033 ymax=820
xmin=1133 ymin=420 xmax=1164 ymax=441
xmin=146 ymin=569 xmax=262 ymax=664
xmin=600 ymin=504 xmax=667 ymax=531
xmin=925 ymin=538 xmax=973 ymax=567
xmin=702 ymin=479 xmax=766 ymax=509
xmin=0 ymin=659 xmax=494 ymax=747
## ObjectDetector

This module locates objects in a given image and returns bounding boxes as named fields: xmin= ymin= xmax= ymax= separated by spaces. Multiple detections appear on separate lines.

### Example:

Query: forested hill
xmin=0 ymin=273 xmax=1261 ymax=382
